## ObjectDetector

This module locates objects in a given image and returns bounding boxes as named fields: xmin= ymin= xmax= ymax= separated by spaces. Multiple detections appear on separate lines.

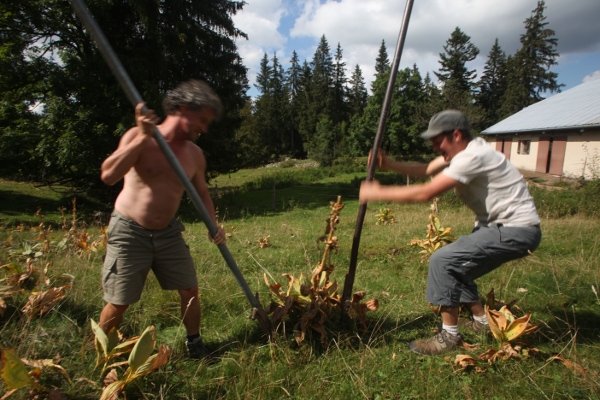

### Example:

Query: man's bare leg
xmin=179 ymin=286 xmax=201 ymax=336
xmin=463 ymin=300 xmax=485 ymax=317
xmin=440 ymin=305 xmax=459 ymax=326
xmin=99 ymin=303 xmax=129 ymax=333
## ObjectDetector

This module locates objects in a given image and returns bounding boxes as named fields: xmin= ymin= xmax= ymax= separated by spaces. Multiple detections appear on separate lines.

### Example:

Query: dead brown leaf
xmin=547 ymin=354 xmax=588 ymax=375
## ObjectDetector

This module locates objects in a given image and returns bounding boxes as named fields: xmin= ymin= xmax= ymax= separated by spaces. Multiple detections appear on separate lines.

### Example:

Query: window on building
xmin=517 ymin=140 xmax=531 ymax=155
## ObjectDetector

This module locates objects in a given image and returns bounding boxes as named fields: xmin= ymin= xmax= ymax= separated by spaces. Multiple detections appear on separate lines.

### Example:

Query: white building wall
xmin=486 ymin=130 xmax=600 ymax=179
xmin=563 ymin=132 xmax=600 ymax=179
xmin=509 ymin=135 xmax=538 ymax=171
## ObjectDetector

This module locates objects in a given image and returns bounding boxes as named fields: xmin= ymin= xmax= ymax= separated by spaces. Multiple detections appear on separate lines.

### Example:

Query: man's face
xmin=180 ymin=106 xmax=215 ymax=140
xmin=431 ymin=131 xmax=458 ymax=162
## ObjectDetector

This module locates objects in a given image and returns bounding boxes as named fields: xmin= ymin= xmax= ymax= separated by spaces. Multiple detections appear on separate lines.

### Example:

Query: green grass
xmin=1 ymin=165 xmax=600 ymax=399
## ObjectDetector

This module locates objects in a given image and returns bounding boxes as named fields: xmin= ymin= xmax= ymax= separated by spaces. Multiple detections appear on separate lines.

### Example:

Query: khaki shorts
xmin=102 ymin=210 xmax=197 ymax=305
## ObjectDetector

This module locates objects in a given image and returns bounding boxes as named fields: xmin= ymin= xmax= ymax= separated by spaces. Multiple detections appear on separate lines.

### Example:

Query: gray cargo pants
xmin=425 ymin=224 xmax=542 ymax=308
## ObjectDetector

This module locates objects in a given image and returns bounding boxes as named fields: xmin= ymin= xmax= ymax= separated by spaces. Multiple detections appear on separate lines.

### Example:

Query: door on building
xmin=535 ymin=136 xmax=566 ymax=175
xmin=495 ymin=138 xmax=512 ymax=160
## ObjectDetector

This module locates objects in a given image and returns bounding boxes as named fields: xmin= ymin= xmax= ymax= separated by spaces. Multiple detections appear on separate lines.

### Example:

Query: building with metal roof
xmin=481 ymin=78 xmax=600 ymax=179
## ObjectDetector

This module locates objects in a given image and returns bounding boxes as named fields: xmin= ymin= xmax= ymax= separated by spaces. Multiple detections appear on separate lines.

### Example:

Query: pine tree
xmin=499 ymin=0 xmax=562 ymax=117
xmin=435 ymin=27 xmax=479 ymax=97
xmin=255 ymin=53 xmax=273 ymax=94
xmin=253 ymin=53 xmax=291 ymax=161
xmin=348 ymin=64 xmax=368 ymax=117
xmin=374 ymin=40 xmax=390 ymax=76
xmin=348 ymin=41 xmax=390 ymax=156
xmin=302 ymin=35 xmax=335 ymax=160
xmin=0 ymin=0 xmax=249 ymax=195
xmin=477 ymin=38 xmax=508 ymax=127
xmin=332 ymin=43 xmax=349 ymax=125
xmin=284 ymin=51 xmax=303 ymax=157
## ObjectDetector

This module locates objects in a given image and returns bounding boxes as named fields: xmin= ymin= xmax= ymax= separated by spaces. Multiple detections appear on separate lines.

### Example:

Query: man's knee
xmin=178 ymin=286 xmax=199 ymax=301
xmin=104 ymin=303 xmax=129 ymax=313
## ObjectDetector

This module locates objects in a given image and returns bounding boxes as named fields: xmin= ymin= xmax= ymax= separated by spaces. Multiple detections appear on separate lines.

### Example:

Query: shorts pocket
xmin=102 ymin=256 xmax=118 ymax=294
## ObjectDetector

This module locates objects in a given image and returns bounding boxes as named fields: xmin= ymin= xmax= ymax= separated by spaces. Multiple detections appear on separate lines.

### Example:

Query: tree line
xmin=0 ymin=0 xmax=561 ymax=199
xmin=241 ymin=1 xmax=562 ymax=167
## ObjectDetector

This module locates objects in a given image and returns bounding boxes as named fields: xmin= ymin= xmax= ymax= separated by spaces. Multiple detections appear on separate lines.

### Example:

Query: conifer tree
xmin=374 ymin=40 xmax=390 ymax=76
xmin=499 ymin=0 xmax=562 ymax=117
xmin=477 ymin=38 xmax=508 ymax=128
xmin=284 ymin=51 xmax=303 ymax=157
xmin=435 ymin=27 xmax=479 ymax=98
xmin=0 ymin=0 xmax=249 ymax=195
xmin=348 ymin=64 xmax=368 ymax=117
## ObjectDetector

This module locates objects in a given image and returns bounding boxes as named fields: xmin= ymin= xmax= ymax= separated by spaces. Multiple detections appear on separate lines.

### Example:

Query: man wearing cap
xmin=360 ymin=109 xmax=541 ymax=355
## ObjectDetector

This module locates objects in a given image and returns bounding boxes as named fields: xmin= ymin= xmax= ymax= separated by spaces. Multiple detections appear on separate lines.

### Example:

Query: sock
xmin=473 ymin=314 xmax=488 ymax=325
xmin=186 ymin=333 xmax=201 ymax=343
xmin=442 ymin=324 xmax=460 ymax=337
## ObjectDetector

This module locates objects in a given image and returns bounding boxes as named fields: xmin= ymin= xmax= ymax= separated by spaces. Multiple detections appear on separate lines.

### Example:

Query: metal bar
xmin=69 ymin=0 xmax=272 ymax=336
xmin=341 ymin=0 xmax=415 ymax=312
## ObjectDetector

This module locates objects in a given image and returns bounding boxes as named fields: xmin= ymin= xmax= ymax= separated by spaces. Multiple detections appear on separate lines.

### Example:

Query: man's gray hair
xmin=163 ymin=79 xmax=223 ymax=120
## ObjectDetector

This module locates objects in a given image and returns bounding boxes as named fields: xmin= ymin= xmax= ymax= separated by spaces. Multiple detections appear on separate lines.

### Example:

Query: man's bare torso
xmin=114 ymin=135 xmax=200 ymax=230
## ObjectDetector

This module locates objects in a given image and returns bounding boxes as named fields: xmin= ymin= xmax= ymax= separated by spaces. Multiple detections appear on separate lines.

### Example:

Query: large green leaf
xmin=127 ymin=326 xmax=156 ymax=373
xmin=91 ymin=319 xmax=109 ymax=359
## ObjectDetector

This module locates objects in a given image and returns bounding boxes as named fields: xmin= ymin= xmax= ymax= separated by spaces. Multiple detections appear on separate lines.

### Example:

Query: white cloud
xmin=234 ymin=0 xmax=600 ymax=95
xmin=583 ymin=70 xmax=600 ymax=83
xmin=232 ymin=0 xmax=288 ymax=86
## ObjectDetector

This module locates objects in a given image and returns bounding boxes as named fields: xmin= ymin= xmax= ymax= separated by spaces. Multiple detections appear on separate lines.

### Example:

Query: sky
xmin=231 ymin=0 xmax=600 ymax=98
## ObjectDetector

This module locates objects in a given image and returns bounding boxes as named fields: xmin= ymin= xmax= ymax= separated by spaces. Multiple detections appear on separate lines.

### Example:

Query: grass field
xmin=1 ymin=165 xmax=600 ymax=399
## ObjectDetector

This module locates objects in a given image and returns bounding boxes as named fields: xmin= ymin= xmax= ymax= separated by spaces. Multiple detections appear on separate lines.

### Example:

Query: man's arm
xmin=374 ymin=152 xmax=448 ymax=178
xmin=359 ymin=172 xmax=459 ymax=204
xmin=191 ymin=146 xmax=226 ymax=245
xmin=100 ymin=104 xmax=158 ymax=186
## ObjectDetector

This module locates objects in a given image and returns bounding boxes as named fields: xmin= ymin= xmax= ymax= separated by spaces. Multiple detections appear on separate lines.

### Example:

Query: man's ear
xmin=453 ymin=129 xmax=463 ymax=142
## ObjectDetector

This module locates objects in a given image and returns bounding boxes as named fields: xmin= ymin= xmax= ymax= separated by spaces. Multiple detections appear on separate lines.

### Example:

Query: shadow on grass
xmin=0 ymin=188 xmax=111 ymax=228
xmin=179 ymin=180 xmax=362 ymax=223
xmin=179 ymin=171 xmax=447 ymax=223
xmin=202 ymin=309 xmax=442 ymax=360
xmin=538 ymin=308 xmax=600 ymax=345
xmin=0 ymin=188 xmax=72 ymax=216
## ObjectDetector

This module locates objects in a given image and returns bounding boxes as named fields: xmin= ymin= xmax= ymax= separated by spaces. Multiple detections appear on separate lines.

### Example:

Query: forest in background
xmin=0 ymin=0 xmax=561 ymax=201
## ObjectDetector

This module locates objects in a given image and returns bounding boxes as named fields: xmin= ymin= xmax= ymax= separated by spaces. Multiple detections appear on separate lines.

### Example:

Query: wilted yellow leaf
xmin=21 ymin=286 xmax=69 ymax=319
xmin=0 ymin=348 xmax=40 ymax=390
xmin=478 ymin=348 xmax=497 ymax=364
xmin=454 ymin=354 xmax=477 ymax=371
xmin=103 ymin=369 xmax=118 ymax=386
xmin=504 ymin=312 xmax=532 ymax=342
xmin=100 ymin=379 xmax=126 ymax=400
xmin=548 ymin=354 xmax=588 ymax=375
xmin=20 ymin=358 xmax=70 ymax=383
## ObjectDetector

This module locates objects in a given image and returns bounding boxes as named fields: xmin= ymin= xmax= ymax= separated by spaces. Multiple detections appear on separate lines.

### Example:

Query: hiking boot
xmin=186 ymin=336 xmax=212 ymax=359
xmin=458 ymin=318 xmax=491 ymax=334
xmin=408 ymin=330 xmax=463 ymax=356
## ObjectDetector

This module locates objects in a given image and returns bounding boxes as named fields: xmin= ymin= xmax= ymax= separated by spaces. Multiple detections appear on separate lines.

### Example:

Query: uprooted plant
xmin=375 ymin=207 xmax=397 ymax=225
xmin=90 ymin=322 xmax=171 ymax=400
xmin=481 ymin=288 xmax=539 ymax=360
xmin=263 ymin=196 xmax=378 ymax=346
xmin=409 ymin=198 xmax=455 ymax=263
xmin=453 ymin=289 xmax=542 ymax=373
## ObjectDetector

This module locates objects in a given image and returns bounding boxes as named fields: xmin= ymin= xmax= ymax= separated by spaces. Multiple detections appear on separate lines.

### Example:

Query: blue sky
xmin=232 ymin=0 xmax=600 ymax=98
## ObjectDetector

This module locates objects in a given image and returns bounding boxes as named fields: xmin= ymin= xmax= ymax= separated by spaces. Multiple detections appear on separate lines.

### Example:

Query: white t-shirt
xmin=442 ymin=137 xmax=540 ymax=227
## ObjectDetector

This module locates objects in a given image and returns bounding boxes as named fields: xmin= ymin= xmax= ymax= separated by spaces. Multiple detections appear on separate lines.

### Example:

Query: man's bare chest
xmin=135 ymin=143 xmax=196 ymax=180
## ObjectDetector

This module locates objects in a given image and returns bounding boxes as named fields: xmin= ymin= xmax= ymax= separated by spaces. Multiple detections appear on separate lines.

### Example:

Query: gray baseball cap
xmin=420 ymin=110 xmax=470 ymax=139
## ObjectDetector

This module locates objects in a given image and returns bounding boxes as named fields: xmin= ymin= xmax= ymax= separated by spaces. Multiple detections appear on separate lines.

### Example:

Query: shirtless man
xmin=99 ymin=79 xmax=226 ymax=359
